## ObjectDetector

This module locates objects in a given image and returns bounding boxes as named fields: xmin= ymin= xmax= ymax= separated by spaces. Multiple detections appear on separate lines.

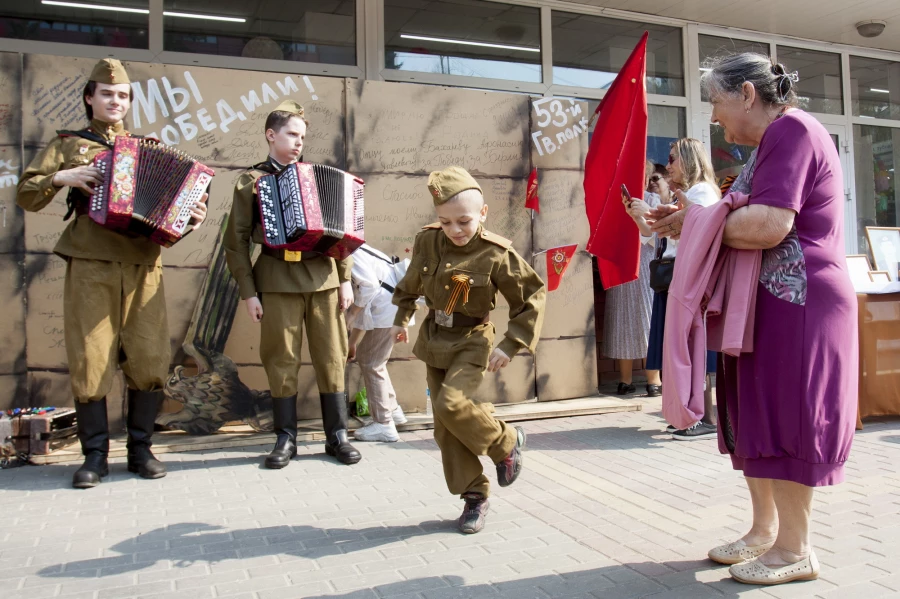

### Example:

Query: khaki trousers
xmin=426 ymin=363 xmax=517 ymax=498
xmin=355 ymin=327 xmax=399 ymax=424
xmin=259 ymin=289 xmax=347 ymax=397
xmin=64 ymin=258 xmax=171 ymax=402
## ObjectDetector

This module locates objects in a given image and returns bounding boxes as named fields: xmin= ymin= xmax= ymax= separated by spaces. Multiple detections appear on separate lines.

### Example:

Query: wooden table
xmin=857 ymin=292 xmax=900 ymax=428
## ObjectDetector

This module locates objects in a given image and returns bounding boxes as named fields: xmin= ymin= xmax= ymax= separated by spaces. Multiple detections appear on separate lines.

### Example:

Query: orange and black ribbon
xmin=444 ymin=274 xmax=471 ymax=314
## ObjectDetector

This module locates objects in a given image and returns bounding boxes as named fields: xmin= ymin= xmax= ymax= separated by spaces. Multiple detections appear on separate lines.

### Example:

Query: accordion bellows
xmin=90 ymin=137 xmax=214 ymax=247
xmin=256 ymin=162 xmax=365 ymax=260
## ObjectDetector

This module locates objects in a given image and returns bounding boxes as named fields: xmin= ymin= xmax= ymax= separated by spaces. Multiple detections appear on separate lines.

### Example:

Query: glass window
xmin=854 ymin=125 xmax=899 ymax=256
xmin=384 ymin=0 xmax=541 ymax=84
xmin=552 ymin=13 xmax=683 ymax=96
xmin=585 ymin=102 xmax=685 ymax=167
xmin=0 ymin=0 xmax=148 ymax=48
xmin=850 ymin=56 xmax=900 ymax=121
xmin=776 ymin=46 xmax=843 ymax=115
xmin=698 ymin=35 xmax=769 ymax=102
xmin=163 ymin=1 xmax=356 ymax=65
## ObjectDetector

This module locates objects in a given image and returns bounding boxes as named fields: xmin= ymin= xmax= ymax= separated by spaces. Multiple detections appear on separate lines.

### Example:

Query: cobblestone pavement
xmin=2 ymin=399 xmax=899 ymax=599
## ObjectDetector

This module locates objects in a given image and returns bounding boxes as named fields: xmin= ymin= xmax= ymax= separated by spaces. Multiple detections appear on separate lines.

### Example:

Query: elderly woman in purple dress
xmin=651 ymin=53 xmax=857 ymax=586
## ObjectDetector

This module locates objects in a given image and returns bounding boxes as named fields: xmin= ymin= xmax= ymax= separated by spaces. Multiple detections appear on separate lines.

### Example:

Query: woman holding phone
xmin=600 ymin=161 xmax=659 ymax=396
xmin=625 ymin=140 xmax=721 ymax=439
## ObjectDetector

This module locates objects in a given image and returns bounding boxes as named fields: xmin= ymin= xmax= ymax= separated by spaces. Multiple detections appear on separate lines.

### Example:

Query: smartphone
xmin=620 ymin=184 xmax=632 ymax=205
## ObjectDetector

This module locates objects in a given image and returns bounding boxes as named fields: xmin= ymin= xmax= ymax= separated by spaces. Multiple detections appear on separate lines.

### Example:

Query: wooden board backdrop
xmin=1 ymin=52 xmax=597 ymax=417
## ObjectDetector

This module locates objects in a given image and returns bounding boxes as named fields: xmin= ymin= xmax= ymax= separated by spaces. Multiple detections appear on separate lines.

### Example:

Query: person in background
xmin=626 ymin=139 xmax=721 ymax=439
xmin=347 ymin=244 xmax=412 ymax=443
xmin=603 ymin=160 xmax=658 ymax=396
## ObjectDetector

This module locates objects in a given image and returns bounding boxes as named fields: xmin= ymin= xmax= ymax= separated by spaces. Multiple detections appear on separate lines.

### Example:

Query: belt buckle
xmin=434 ymin=309 xmax=454 ymax=328
xmin=283 ymin=250 xmax=302 ymax=262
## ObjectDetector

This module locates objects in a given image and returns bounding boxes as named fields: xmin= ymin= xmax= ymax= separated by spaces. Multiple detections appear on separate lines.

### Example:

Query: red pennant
xmin=583 ymin=32 xmax=649 ymax=290
xmin=546 ymin=245 xmax=578 ymax=292
xmin=525 ymin=167 xmax=540 ymax=212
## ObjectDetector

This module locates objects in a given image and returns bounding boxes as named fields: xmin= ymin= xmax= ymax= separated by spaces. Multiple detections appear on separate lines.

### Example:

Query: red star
xmin=405 ymin=248 xmax=410 ymax=253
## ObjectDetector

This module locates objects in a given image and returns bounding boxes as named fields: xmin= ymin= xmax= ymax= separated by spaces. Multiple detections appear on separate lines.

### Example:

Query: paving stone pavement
xmin=2 ymin=398 xmax=899 ymax=599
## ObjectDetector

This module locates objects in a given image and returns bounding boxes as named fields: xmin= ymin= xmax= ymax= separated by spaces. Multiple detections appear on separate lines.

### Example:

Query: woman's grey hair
xmin=701 ymin=52 xmax=798 ymax=108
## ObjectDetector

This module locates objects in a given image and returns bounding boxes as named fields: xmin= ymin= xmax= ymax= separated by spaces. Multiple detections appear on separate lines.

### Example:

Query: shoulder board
xmin=479 ymin=229 xmax=512 ymax=249
xmin=422 ymin=222 xmax=442 ymax=230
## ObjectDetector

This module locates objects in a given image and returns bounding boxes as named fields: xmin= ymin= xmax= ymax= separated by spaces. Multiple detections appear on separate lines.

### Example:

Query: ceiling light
xmin=42 ymin=1 xmax=148 ymax=14
xmin=699 ymin=68 xmax=713 ymax=72
xmin=870 ymin=88 xmax=890 ymax=93
xmin=856 ymin=20 xmax=887 ymax=38
xmin=163 ymin=11 xmax=246 ymax=23
xmin=400 ymin=34 xmax=539 ymax=53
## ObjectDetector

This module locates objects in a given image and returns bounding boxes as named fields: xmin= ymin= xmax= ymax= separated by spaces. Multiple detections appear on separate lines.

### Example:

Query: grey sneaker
xmin=496 ymin=426 xmax=525 ymax=487
xmin=671 ymin=422 xmax=717 ymax=441
xmin=458 ymin=492 xmax=489 ymax=534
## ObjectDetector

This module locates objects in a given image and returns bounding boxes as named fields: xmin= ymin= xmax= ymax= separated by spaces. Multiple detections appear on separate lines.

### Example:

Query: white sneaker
xmin=354 ymin=421 xmax=400 ymax=442
xmin=392 ymin=406 xmax=408 ymax=425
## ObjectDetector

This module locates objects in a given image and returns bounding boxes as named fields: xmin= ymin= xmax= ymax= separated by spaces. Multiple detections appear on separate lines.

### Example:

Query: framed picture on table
xmin=846 ymin=254 xmax=873 ymax=290
xmin=869 ymin=271 xmax=891 ymax=284
xmin=866 ymin=227 xmax=900 ymax=282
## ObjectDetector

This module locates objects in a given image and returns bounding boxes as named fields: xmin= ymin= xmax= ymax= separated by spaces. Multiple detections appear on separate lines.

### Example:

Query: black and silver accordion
xmin=255 ymin=162 xmax=364 ymax=260
xmin=89 ymin=136 xmax=215 ymax=247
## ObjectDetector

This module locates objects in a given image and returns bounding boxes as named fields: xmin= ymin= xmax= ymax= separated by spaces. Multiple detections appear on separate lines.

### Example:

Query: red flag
xmin=546 ymin=244 xmax=578 ymax=292
xmin=583 ymin=32 xmax=649 ymax=290
xmin=525 ymin=167 xmax=540 ymax=212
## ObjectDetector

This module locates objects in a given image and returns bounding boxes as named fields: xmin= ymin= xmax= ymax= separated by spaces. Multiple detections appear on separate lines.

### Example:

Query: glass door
xmin=822 ymin=124 xmax=856 ymax=255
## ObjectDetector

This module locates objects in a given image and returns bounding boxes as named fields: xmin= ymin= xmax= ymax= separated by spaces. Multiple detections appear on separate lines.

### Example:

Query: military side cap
xmin=427 ymin=166 xmax=482 ymax=205
xmin=272 ymin=99 xmax=305 ymax=117
xmin=89 ymin=58 xmax=130 ymax=84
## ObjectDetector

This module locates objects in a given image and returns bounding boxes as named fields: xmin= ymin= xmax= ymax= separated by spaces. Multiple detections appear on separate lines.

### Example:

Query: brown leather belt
xmin=427 ymin=309 xmax=490 ymax=328
xmin=260 ymin=245 xmax=321 ymax=262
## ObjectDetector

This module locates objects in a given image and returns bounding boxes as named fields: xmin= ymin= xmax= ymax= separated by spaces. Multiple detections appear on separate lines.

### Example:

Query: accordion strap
xmin=56 ymin=129 xmax=113 ymax=150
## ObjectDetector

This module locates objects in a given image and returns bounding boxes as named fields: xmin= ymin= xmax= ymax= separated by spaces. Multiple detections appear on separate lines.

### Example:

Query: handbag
xmin=648 ymin=238 xmax=674 ymax=293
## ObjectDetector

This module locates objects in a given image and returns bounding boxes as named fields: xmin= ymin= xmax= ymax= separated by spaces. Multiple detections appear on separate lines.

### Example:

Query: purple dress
xmin=718 ymin=110 xmax=858 ymax=487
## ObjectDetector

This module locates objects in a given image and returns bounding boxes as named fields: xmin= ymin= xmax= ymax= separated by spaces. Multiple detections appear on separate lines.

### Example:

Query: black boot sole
xmin=127 ymin=464 xmax=167 ymax=479
xmin=72 ymin=467 xmax=109 ymax=489
xmin=324 ymin=444 xmax=362 ymax=464
xmin=264 ymin=449 xmax=297 ymax=469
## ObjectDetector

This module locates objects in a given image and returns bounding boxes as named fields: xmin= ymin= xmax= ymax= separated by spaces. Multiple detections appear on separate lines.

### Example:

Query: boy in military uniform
xmin=391 ymin=166 xmax=546 ymax=534
xmin=16 ymin=59 xmax=208 ymax=489
xmin=224 ymin=100 xmax=361 ymax=468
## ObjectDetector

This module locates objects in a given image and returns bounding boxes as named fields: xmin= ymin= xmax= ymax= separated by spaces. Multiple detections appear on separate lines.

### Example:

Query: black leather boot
xmin=72 ymin=399 xmax=110 ymax=489
xmin=320 ymin=392 xmax=361 ymax=465
xmin=265 ymin=395 xmax=298 ymax=469
xmin=126 ymin=389 xmax=167 ymax=479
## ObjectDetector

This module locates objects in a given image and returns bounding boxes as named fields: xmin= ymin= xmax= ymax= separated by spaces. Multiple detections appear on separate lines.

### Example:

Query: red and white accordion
xmin=89 ymin=137 xmax=214 ymax=247
xmin=255 ymin=162 xmax=364 ymax=260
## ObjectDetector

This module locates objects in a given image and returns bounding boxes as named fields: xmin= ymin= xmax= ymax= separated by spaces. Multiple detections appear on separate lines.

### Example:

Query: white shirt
xmin=348 ymin=244 xmax=417 ymax=330
xmin=646 ymin=182 xmax=720 ymax=259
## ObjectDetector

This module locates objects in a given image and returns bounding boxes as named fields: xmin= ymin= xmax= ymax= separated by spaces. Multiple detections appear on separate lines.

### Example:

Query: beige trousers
xmin=259 ymin=289 xmax=347 ymax=397
xmin=64 ymin=258 xmax=171 ymax=402
xmin=426 ymin=362 xmax=517 ymax=498
xmin=355 ymin=327 xmax=398 ymax=424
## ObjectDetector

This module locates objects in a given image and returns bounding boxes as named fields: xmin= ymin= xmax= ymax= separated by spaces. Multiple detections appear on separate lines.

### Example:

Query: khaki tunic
xmin=223 ymin=160 xmax=352 ymax=397
xmin=392 ymin=223 xmax=546 ymax=497
xmin=16 ymin=120 xmax=171 ymax=401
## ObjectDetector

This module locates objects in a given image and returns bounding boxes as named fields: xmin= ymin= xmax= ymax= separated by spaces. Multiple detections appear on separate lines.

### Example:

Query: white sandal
xmin=729 ymin=553 xmax=820 ymax=585
xmin=708 ymin=539 xmax=775 ymax=565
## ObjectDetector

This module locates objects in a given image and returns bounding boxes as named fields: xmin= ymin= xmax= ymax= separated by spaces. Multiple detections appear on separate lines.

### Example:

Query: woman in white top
xmin=626 ymin=138 xmax=721 ymax=440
